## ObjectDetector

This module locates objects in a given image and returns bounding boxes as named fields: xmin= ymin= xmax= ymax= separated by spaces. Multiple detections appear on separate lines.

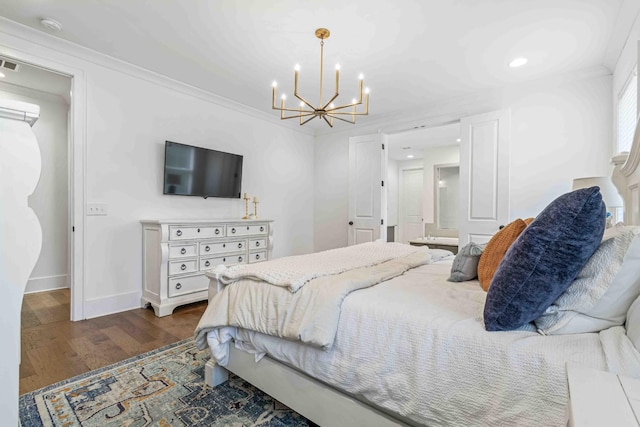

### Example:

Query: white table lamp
xmin=572 ymin=176 xmax=624 ymax=225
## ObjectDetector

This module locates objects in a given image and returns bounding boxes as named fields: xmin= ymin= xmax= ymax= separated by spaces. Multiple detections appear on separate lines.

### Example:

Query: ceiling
xmin=388 ymin=123 xmax=460 ymax=161
xmin=0 ymin=0 xmax=631 ymax=132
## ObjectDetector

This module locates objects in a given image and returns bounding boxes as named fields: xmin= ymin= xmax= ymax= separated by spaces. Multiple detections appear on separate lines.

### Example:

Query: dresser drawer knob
xmin=197 ymin=228 xmax=200 ymax=233
xmin=180 ymin=248 xmax=186 ymax=255
xmin=215 ymin=229 xmax=220 ymax=235
xmin=247 ymin=226 xmax=250 ymax=230
xmin=180 ymin=264 xmax=187 ymax=271
xmin=238 ymin=256 xmax=243 ymax=262
xmin=238 ymin=243 xmax=243 ymax=249
xmin=231 ymin=228 xmax=236 ymax=234
xmin=255 ymin=254 xmax=260 ymax=260
xmin=205 ymin=260 xmax=211 ymax=267
xmin=260 ymin=226 xmax=264 ymax=232
xmin=223 ymin=243 xmax=226 ymax=248
xmin=176 ymin=283 xmax=182 ymax=290
xmin=205 ymin=245 xmax=210 ymax=252
xmin=255 ymin=241 xmax=260 ymax=247
xmin=223 ymin=257 xmax=226 ymax=262
xmin=176 ymin=229 xmax=182 ymax=236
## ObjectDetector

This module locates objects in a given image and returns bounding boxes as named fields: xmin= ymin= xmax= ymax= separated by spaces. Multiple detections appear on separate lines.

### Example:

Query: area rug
xmin=19 ymin=338 xmax=311 ymax=426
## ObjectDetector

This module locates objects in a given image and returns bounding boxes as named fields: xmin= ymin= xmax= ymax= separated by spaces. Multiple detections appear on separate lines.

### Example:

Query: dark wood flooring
xmin=20 ymin=288 xmax=207 ymax=394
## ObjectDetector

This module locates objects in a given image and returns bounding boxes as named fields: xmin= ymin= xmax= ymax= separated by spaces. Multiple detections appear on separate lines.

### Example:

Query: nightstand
xmin=566 ymin=363 xmax=640 ymax=426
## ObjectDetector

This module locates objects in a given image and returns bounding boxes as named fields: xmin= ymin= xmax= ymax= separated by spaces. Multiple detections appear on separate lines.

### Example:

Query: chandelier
xmin=271 ymin=28 xmax=369 ymax=127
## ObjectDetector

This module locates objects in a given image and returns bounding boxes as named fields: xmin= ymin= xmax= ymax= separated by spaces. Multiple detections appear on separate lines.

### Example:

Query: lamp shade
xmin=572 ymin=176 xmax=624 ymax=209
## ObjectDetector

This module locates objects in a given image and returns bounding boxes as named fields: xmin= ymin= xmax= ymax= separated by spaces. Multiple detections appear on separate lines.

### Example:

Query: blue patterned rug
xmin=19 ymin=338 xmax=311 ymax=426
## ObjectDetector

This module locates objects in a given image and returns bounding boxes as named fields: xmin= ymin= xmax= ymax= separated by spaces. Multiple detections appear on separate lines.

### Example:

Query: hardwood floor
xmin=19 ymin=288 xmax=207 ymax=394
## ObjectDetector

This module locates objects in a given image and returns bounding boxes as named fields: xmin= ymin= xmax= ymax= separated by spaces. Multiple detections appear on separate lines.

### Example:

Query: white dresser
xmin=141 ymin=219 xmax=274 ymax=317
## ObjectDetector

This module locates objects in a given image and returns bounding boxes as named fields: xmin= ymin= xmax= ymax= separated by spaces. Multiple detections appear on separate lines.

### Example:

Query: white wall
xmin=315 ymin=70 xmax=613 ymax=251
xmin=81 ymin=66 xmax=315 ymax=317
xmin=0 ymin=23 xmax=316 ymax=320
xmin=0 ymin=86 xmax=70 ymax=293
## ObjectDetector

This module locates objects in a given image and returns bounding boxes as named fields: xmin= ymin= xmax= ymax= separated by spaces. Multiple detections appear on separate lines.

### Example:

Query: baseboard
xmin=25 ymin=274 xmax=69 ymax=293
xmin=83 ymin=291 xmax=141 ymax=320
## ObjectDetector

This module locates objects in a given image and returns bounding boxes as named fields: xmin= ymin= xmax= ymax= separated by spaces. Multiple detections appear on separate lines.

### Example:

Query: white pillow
xmin=534 ymin=225 xmax=640 ymax=335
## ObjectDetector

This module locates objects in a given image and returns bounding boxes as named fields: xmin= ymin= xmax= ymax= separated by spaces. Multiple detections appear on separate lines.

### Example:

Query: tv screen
xmin=163 ymin=141 xmax=243 ymax=199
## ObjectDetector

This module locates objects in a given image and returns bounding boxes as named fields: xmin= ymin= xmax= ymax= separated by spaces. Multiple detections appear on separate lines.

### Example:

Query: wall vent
xmin=0 ymin=58 xmax=21 ymax=72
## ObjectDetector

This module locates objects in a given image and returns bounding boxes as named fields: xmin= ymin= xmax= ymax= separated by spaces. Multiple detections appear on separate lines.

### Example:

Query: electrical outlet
xmin=87 ymin=203 xmax=108 ymax=216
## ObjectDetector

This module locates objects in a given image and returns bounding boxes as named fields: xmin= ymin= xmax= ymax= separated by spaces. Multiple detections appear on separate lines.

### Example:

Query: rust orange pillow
xmin=478 ymin=218 xmax=533 ymax=291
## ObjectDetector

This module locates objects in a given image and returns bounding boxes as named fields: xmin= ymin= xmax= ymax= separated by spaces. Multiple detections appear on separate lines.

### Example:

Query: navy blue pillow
xmin=484 ymin=187 xmax=605 ymax=331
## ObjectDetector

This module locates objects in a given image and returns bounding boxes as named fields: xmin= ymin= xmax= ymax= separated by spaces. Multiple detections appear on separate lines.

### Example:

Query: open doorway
xmin=0 ymin=58 xmax=73 ymax=311
xmin=387 ymin=122 xmax=461 ymax=244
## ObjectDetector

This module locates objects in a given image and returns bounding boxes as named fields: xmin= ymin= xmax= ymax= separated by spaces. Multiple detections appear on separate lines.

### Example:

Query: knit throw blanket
xmin=220 ymin=241 xmax=425 ymax=292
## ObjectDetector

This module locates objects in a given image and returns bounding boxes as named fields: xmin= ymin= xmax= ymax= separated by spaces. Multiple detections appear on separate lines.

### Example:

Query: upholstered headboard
xmin=611 ymin=114 xmax=640 ymax=350
xmin=612 ymin=113 xmax=640 ymax=226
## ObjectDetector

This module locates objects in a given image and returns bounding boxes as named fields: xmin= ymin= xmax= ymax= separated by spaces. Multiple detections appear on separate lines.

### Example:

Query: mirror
xmin=436 ymin=164 xmax=460 ymax=230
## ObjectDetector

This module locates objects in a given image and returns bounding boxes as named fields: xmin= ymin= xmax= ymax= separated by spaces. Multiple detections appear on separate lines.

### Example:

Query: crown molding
xmin=0 ymin=17 xmax=314 ymax=137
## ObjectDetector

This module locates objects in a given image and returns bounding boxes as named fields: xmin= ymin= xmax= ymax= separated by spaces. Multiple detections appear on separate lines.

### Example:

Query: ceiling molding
xmin=0 ymin=17 xmax=315 ymax=137
xmin=0 ymin=80 xmax=68 ymax=105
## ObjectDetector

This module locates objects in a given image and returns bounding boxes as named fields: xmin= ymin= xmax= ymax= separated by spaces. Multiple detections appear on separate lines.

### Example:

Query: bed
xmin=195 ymin=122 xmax=640 ymax=426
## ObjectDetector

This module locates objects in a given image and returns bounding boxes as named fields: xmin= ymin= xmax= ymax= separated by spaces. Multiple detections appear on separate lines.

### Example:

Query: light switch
xmin=87 ymin=203 xmax=108 ymax=216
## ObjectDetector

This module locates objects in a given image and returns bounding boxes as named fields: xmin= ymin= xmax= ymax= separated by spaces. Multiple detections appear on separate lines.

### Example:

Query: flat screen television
xmin=163 ymin=141 xmax=243 ymax=199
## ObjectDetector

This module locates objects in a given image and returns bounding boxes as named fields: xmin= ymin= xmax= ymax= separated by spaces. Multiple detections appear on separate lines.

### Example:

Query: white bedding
xmin=206 ymin=261 xmax=640 ymax=427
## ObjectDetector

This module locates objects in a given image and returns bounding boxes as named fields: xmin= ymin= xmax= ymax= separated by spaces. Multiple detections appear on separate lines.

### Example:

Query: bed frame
xmin=203 ymin=116 xmax=640 ymax=426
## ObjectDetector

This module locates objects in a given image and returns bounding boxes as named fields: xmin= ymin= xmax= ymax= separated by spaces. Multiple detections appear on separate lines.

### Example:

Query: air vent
xmin=0 ymin=59 xmax=21 ymax=72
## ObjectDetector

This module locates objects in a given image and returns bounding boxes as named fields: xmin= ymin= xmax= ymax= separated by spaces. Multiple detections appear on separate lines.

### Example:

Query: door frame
xmin=398 ymin=165 xmax=424 ymax=243
xmin=2 ymin=47 xmax=87 ymax=321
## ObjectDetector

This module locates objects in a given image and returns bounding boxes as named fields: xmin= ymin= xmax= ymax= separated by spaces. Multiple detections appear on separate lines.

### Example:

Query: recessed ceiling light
xmin=456 ymin=138 xmax=461 ymax=142
xmin=407 ymin=154 xmax=414 ymax=159
xmin=0 ymin=71 xmax=5 ymax=78
xmin=40 ymin=18 xmax=63 ymax=32
xmin=509 ymin=57 xmax=528 ymax=68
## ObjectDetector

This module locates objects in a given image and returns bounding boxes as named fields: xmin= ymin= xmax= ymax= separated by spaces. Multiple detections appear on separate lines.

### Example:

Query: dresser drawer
xmin=249 ymin=251 xmax=267 ymax=263
xmin=168 ymin=274 xmax=208 ymax=297
xmin=168 ymin=259 xmax=198 ymax=275
xmin=226 ymin=224 xmax=268 ymax=237
xmin=249 ymin=238 xmax=267 ymax=250
xmin=199 ymin=240 xmax=245 ymax=255
xmin=169 ymin=225 xmax=224 ymax=240
xmin=168 ymin=243 xmax=197 ymax=259
xmin=200 ymin=254 xmax=247 ymax=269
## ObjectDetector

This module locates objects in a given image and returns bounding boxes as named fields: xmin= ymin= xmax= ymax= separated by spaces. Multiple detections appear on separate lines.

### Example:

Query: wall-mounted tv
xmin=163 ymin=141 xmax=243 ymax=199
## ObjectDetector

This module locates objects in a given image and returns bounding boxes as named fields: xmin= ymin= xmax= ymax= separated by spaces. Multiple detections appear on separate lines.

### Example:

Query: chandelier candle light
xmin=242 ymin=193 xmax=251 ymax=219
xmin=253 ymin=196 xmax=259 ymax=219
xmin=271 ymin=28 xmax=370 ymax=127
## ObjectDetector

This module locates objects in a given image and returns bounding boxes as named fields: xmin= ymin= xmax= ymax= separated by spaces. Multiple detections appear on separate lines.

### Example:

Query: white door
xmin=348 ymin=134 xmax=388 ymax=245
xmin=459 ymin=110 xmax=510 ymax=245
xmin=399 ymin=168 xmax=424 ymax=243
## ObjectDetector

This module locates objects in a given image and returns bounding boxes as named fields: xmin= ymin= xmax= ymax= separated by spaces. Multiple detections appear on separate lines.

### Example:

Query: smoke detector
xmin=40 ymin=18 xmax=62 ymax=32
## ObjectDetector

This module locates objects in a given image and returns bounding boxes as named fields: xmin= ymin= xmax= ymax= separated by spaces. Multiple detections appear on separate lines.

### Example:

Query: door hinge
xmin=381 ymin=219 xmax=384 ymax=225
xmin=381 ymin=180 xmax=385 ymax=187
xmin=382 ymin=143 xmax=385 ymax=150
xmin=72 ymin=226 xmax=75 ymax=232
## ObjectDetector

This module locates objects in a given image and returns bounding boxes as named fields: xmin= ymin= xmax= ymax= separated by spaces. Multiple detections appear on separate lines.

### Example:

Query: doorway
xmin=387 ymin=122 xmax=461 ymax=242
xmin=0 ymin=53 xmax=84 ymax=321
xmin=399 ymin=167 xmax=424 ymax=243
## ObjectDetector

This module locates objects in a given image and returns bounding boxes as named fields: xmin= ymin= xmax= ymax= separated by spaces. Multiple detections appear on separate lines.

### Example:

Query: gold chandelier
xmin=271 ymin=28 xmax=369 ymax=127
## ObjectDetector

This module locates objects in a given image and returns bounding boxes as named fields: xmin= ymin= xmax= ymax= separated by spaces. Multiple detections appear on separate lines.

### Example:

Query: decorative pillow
xmin=447 ymin=242 xmax=485 ymax=282
xmin=477 ymin=218 xmax=533 ymax=291
xmin=483 ymin=187 xmax=605 ymax=332
xmin=534 ymin=226 xmax=638 ymax=334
